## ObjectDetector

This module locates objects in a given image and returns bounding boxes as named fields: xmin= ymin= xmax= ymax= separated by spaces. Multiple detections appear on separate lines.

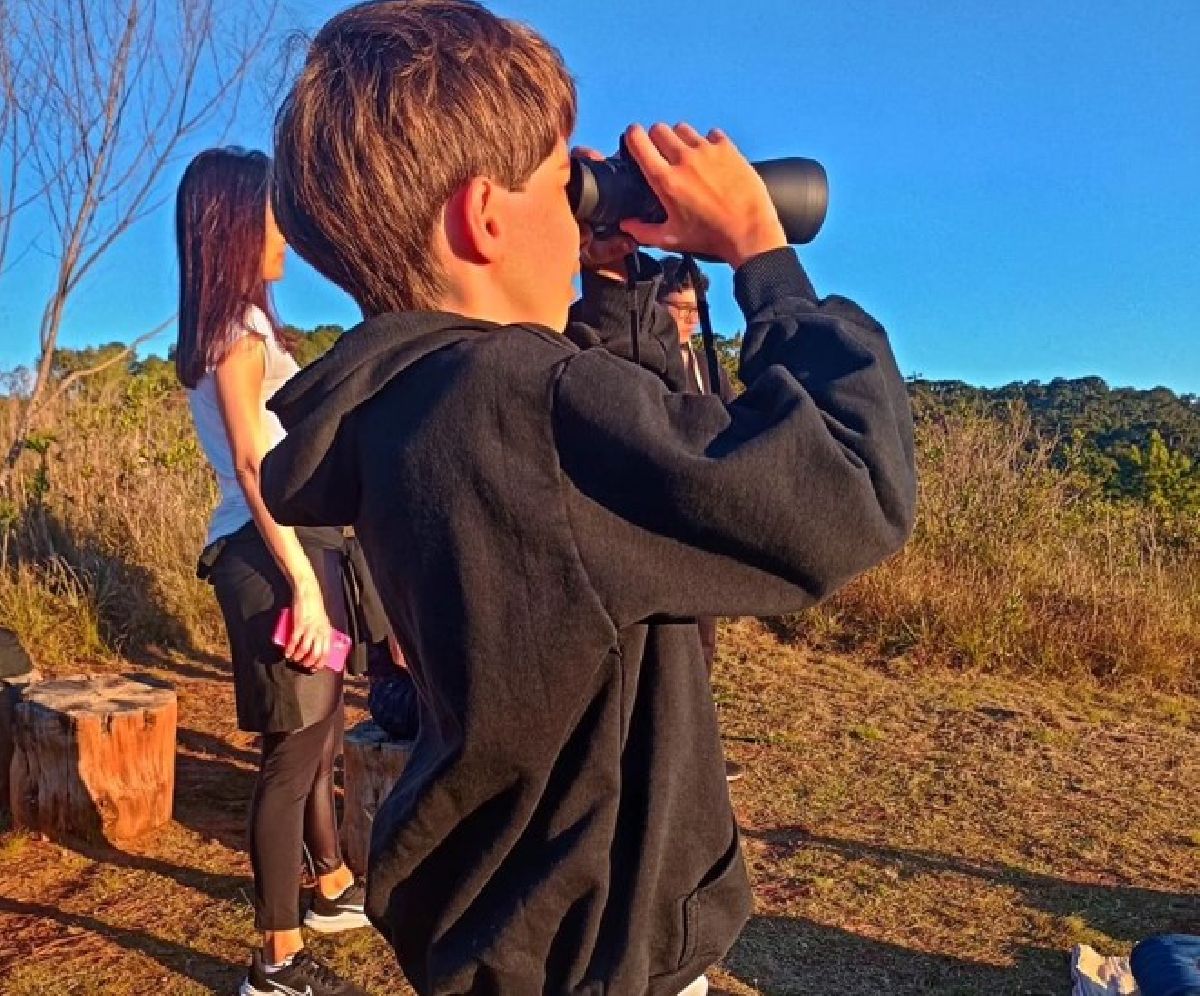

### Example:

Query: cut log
xmin=342 ymin=720 xmax=411 ymax=876
xmin=0 ymin=669 xmax=40 ymax=819
xmin=0 ymin=628 xmax=34 ymax=680
xmin=10 ymin=674 xmax=177 ymax=844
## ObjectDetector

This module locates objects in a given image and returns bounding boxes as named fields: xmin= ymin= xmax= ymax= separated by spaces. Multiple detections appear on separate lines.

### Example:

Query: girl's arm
xmin=214 ymin=335 xmax=331 ymax=670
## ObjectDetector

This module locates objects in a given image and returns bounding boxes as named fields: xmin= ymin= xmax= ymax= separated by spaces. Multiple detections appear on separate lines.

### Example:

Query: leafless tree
xmin=0 ymin=0 xmax=50 ymax=280
xmin=0 ymin=0 xmax=279 ymax=486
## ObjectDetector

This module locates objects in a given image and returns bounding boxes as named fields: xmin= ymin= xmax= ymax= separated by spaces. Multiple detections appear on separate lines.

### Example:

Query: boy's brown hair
xmin=273 ymin=0 xmax=577 ymax=317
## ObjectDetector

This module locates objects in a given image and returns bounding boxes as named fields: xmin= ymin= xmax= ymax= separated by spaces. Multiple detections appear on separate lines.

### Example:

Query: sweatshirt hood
xmin=262 ymin=310 xmax=497 ymax=527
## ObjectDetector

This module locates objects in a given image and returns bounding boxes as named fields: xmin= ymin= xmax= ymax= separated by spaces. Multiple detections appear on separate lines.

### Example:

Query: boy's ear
xmin=444 ymin=176 xmax=503 ymax=265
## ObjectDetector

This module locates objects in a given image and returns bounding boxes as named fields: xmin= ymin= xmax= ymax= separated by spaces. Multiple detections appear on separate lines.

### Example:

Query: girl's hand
xmin=387 ymin=632 xmax=408 ymax=670
xmin=286 ymin=577 xmax=332 ymax=671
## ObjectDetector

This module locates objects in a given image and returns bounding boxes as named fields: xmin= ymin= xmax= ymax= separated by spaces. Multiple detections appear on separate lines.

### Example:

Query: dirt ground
xmin=1 ymin=619 xmax=1196 ymax=995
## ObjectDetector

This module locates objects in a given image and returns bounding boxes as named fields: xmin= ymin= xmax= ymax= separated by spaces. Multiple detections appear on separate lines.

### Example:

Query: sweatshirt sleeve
xmin=566 ymin=255 xmax=691 ymax=393
xmin=550 ymin=247 xmax=917 ymax=627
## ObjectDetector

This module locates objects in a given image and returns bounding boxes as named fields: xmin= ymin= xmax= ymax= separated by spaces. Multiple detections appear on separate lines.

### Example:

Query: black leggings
xmin=250 ymin=701 xmax=345 ymax=930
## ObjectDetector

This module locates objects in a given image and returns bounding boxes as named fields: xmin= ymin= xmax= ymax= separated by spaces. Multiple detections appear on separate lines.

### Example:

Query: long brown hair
xmin=175 ymin=147 xmax=286 ymax=389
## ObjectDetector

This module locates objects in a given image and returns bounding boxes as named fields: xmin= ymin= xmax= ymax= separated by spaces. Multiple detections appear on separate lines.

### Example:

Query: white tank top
xmin=188 ymin=305 xmax=300 ymax=546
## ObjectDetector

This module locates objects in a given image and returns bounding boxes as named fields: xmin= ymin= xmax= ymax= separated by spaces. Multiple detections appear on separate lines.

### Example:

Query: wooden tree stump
xmin=0 ymin=670 xmax=40 ymax=819
xmin=10 ymin=675 xmax=177 ymax=844
xmin=0 ymin=628 xmax=35 ymax=680
xmin=0 ymin=627 xmax=38 ymax=819
xmin=342 ymin=720 xmax=411 ymax=876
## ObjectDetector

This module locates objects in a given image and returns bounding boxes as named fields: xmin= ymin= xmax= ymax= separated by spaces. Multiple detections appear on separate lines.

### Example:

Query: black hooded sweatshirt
xmin=261 ymin=248 xmax=916 ymax=996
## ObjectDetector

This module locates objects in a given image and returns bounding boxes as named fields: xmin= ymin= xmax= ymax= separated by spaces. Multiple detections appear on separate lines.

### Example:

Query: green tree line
xmin=9 ymin=332 xmax=1200 ymax=516
xmin=909 ymin=376 xmax=1200 ymax=513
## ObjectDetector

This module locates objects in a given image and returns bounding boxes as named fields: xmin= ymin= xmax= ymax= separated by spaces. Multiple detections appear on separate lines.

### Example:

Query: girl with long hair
xmin=176 ymin=146 xmax=374 ymax=996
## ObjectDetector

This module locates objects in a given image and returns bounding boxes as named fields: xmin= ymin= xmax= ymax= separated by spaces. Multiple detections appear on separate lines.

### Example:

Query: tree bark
xmin=342 ymin=720 xmax=411 ymax=876
xmin=0 ymin=670 xmax=40 ymax=821
xmin=10 ymin=674 xmax=176 ymax=843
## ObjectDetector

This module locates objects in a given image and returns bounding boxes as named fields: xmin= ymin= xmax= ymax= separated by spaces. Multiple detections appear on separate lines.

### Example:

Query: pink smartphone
xmin=272 ymin=607 xmax=352 ymax=673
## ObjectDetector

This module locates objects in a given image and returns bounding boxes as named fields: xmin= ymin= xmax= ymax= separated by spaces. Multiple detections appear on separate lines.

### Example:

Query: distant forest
xmin=8 ymin=328 xmax=1200 ymax=516
xmin=910 ymin=375 xmax=1200 ymax=458
xmin=908 ymin=375 xmax=1200 ymax=513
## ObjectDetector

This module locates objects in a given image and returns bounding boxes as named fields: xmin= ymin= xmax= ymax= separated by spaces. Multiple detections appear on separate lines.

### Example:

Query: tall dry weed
xmin=0 ymin=372 xmax=223 ymax=669
xmin=781 ymin=406 xmax=1200 ymax=688
xmin=2 ymin=382 xmax=1198 ymax=688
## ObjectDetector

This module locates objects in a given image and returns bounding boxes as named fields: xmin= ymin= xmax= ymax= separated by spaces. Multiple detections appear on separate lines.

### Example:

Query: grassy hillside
xmin=3 ymin=351 xmax=1198 ymax=688
xmin=0 ymin=348 xmax=1197 ymax=994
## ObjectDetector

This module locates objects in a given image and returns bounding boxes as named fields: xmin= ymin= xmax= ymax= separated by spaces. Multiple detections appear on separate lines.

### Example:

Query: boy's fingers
xmin=646 ymin=122 xmax=689 ymax=165
xmin=623 ymin=124 xmax=665 ymax=171
xmin=623 ymin=124 xmax=674 ymax=193
xmin=581 ymin=233 xmax=639 ymax=272
xmin=675 ymin=122 xmax=705 ymax=148
xmin=598 ymin=234 xmax=637 ymax=255
xmin=620 ymin=218 xmax=678 ymax=249
xmin=571 ymin=145 xmax=606 ymax=162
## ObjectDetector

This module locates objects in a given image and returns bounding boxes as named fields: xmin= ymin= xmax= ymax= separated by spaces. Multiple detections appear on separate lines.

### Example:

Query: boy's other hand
xmin=579 ymin=226 xmax=636 ymax=280
xmin=620 ymin=123 xmax=787 ymax=268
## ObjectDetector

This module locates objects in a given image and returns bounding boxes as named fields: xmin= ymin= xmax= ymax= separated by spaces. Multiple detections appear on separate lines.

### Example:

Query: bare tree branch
xmin=44 ymin=316 xmax=173 ymax=409
xmin=1 ymin=0 xmax=281 ymax=485
xmin=0 ymin=9 xmax=65 ymax=274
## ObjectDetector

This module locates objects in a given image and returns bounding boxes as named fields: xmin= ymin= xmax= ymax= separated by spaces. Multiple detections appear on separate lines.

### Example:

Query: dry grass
xmin=5 ymin=383 xmax=1200 ymax=690
xmin=0 ymin=375 xmax=1198 ymax=993
xmin=0 ymin=374 xmax=224 ymax=666
xmin=783 ymin=409 xmax=1200 ymax=689
xmin=713 ymin=620 xmax=1198 ymax=995
xmin=0 ymin=622 xmax=1195 ymax=994
xmin=0 ymin=648 xmax=409 ymax=996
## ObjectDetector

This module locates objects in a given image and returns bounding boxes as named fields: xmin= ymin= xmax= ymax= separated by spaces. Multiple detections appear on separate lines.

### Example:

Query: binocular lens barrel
xmin=569 ymin=155 xmax=829 ymax=247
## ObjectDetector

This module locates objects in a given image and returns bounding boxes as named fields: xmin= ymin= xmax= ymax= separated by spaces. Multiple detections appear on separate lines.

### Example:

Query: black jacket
xmin=261 ymin=248 xmax=916 ymax=996
xmin=686 ymin=343 xmax=736 ymax=401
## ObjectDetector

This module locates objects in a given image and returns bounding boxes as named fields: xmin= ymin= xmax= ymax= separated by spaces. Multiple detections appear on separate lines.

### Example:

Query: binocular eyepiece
xmin=568 ymin=149 xmax=829 ymax=250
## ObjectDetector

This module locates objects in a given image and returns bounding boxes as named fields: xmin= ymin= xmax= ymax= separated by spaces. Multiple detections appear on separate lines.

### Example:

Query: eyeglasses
xmin=662 ymin=299 xmax=700 ymax=320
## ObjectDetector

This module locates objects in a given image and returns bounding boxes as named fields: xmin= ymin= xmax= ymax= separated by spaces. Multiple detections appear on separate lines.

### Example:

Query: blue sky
xmin=2 ymin=0 xmax=1197 ymax=392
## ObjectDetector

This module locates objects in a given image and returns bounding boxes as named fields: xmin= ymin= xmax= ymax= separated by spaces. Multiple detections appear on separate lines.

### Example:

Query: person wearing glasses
xmin=656 ymin=255 xmax=743 ymax=783
xmin=658 ymin=256 xmax=737 ymax=402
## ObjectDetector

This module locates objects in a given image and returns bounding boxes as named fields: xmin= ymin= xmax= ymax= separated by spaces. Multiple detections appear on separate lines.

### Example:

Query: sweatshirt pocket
xmin=678 ymin=824 xmax=753 ymax=969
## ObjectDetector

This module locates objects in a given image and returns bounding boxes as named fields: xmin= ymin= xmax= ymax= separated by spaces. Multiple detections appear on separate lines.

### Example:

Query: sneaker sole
xmin=303 ymin=908 xmax=371 ymax=933
xmin=238 ymin=980 xmax=278 ymax=996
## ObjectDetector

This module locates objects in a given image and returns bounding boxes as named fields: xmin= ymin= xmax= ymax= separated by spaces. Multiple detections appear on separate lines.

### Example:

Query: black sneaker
xmin=725 ymin=760 xmax=746 ymax=783
xmin=239 ymin=949 xmax=370 ymax=995
xmin=303 ymin=881 xmax=370 ymax=934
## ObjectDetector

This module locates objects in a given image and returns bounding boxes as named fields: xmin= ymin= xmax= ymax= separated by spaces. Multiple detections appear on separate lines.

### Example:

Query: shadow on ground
xmin=0 ymin=894 xmax=246 ymax=991
xmin=726 ymin=827 xmax=1199 ymax=995
xmin=726 ymin=913 xmax=1061 ymax=996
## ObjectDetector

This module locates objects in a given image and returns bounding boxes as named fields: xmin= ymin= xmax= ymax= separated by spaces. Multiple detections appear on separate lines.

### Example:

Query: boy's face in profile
xmin=493 ymin=137 xmax=580 ymax=331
